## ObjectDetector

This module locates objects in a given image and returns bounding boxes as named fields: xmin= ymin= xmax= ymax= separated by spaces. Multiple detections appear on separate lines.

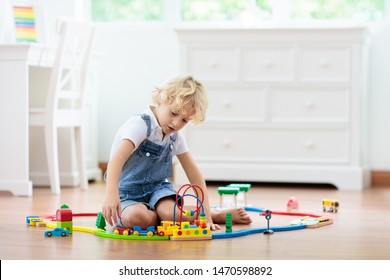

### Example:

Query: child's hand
xmin=208 ymin=222 xmax=221 ymax=231
xmin=102 ymin=192 xmax=121 ymax=227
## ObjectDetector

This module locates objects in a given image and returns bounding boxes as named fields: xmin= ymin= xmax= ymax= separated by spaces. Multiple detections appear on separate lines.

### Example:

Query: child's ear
xmin=155 ymin=96 xmax=162 ymax=105
xmin=159 ymin=91 xmax=166 ymax=101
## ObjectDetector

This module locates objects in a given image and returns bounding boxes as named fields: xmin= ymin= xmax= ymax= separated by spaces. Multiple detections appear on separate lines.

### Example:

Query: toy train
xmin=114 ymin=220 xmax=211 ymax=241
xmin=322 ymin=199 xmax=339 ymax=213
xmin=114 ymin=225 xmax=155 ymax=236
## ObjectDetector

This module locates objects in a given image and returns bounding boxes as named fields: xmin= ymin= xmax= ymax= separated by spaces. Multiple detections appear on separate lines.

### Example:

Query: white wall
xmin=367 ymin=20 xmax=390 ymax=169
xmin=94 ymin=23 xmax=179 ymax=160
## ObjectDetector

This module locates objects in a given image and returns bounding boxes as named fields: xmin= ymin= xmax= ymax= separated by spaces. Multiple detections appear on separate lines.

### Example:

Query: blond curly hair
xmin=152 ymin=75 xmax=208 ymax=124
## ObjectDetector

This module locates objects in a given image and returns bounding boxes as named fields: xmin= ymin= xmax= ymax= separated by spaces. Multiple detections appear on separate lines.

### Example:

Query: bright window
xmin=91 ymin=0 xmax=386 ymax=23
xmin=291 ymin=0 xmax=385 ymax=21
xmin=181 ymin=0 xmax=272 ymax=21
xmin=91 ymin=0 xmax=164 ymax=21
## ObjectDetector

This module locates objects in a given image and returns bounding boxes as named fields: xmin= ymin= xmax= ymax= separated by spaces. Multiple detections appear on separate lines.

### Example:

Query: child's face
xmin=154 ymin=102 xmax=194 ymax=136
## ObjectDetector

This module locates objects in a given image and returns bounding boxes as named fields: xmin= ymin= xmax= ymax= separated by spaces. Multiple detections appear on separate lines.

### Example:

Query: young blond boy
xmin=102 ymin=75 xmax=252 ymax=230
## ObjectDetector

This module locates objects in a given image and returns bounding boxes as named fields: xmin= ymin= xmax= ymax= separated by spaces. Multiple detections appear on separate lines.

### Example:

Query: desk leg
xmin=0 ymin=60 xmax=33 ymax=196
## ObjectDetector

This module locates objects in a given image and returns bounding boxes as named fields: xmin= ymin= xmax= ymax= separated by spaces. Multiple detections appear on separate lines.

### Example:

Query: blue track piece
xmin=243 ymin=206 xmax=264 ymax=213
xmin=211 ymin=206 xmax=265 ymax=212
xmin=212 ymin=224 xmax=306 ymax=239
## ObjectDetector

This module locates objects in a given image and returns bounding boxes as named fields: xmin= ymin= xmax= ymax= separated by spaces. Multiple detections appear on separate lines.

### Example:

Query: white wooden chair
xmin=29 ymin=18 xmax=95 ymax=194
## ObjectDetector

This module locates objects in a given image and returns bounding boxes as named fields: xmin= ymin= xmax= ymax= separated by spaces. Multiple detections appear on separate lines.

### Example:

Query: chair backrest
xmin=46 ymin=18 xmax=95 ymax=117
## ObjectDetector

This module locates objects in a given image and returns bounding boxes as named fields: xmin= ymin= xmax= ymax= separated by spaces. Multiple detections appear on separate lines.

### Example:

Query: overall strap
xmin=140 ymin=113 xmax=152 ymax=137
xmin=140 ymin=113 xmax=177 ymax=141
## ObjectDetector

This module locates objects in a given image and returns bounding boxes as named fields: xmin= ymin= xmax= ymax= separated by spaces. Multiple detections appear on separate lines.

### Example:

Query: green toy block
xmin=227 ymin=183 xmax=251 ymax=192
xmin=225 ymin=213 xmax=232 ymax=233
xmin=217 ymin=187 xmax=240 ymax=195
xmin=219 ymin=184 xmax=252 ymax=207
xmin=218 ymin=187 xmax=240 ymax=208
xmin=57 ymin=221 xmax=73 ymax=234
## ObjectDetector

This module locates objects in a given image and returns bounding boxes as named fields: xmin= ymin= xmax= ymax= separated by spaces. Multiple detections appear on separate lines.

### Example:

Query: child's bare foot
xmin=210 ymin=207 xmax=252 ymax=224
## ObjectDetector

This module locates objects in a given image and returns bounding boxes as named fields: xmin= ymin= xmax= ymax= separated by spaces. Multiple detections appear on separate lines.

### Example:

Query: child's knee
xmin=120 ymin=206 xmax=158 ymax=228
xmin=155 ymin=198 xmax=176 ymax=221
xmin=155 ymin=205 xmax=174 ymax=221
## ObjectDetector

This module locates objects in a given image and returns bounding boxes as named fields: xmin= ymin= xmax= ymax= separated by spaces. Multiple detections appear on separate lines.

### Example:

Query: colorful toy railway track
xmin=28 ymin=204 xmax=332 ymax=241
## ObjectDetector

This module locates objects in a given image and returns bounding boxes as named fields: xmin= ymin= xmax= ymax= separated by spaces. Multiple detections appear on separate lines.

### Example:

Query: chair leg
xmin=74 ymin=126 xmax=88 ymax=190
xmin=44 ymin=125 xmax=61 ymax=194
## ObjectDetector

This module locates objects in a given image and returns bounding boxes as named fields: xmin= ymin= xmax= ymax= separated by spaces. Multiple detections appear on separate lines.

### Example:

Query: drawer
xmin=269 ymin=87 xmax=349 ymax=123
xmin=206 ymin=89 xmax=266 ymax=122
xmin=187 ymin=127 xmax=349 ymax=164
xmin=298 ymin=46 xmax=350 ymax=81
xmin=242 ymin=46 xmax=294 ymax=81
xmin=186 ymin=47 xmax=239 ymax=81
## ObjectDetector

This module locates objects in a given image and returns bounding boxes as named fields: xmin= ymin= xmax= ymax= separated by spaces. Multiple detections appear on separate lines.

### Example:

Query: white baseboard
xmin=30 ymin=167 xmax=102 ymax=187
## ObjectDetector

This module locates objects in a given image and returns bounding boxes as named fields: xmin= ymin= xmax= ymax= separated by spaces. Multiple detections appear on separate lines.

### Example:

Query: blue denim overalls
xmin=117 ymin=113 xmax=177 ymax=214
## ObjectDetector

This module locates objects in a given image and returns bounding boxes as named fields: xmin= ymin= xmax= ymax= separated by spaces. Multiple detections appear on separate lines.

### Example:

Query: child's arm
xmin=102 ymin=139 xmax=135 ymax=226
xmin=177 ymin=151 xmax=221 ymax=230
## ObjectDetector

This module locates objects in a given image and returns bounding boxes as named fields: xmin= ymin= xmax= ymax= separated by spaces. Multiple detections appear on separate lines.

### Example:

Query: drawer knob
xmin=305 ymin=100 xmax=315 ymax=108
xmin=305 ymin=140 xmax=315 ymax=149
xmin=223 ymin=99 xmax=232 ymax=108
xmin=264 ymin=61 xmax=274 ymax=69
xmin=209 ymin=60 xmax=218 ymax=68
xmin=319 ymin=60 xmax=329 ymax=68
xmin=223 ymin=140 xmax=231 ymax=148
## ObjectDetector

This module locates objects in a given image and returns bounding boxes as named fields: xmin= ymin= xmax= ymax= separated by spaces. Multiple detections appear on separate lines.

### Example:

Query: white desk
xmin=0 ymin=43 xmax=102 ymax=196
xmin=0 ymin=43 xmax=56 ymax=196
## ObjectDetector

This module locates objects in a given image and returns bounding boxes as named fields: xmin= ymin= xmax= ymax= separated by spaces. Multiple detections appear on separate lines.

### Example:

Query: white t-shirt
xmin=109 ymin=106 xmax=189 ymax=160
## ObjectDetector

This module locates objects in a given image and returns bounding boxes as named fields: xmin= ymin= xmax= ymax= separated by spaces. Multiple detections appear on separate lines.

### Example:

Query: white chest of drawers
xmin=175 ymin=27 xmax=369 ymax=190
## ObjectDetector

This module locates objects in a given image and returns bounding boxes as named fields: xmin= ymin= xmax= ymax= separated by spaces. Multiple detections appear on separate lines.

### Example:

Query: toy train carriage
xmin=27 ymin=217 xmax=44 ymax=226
xmin=114 ymin=226 xmax=155 ymax=236
xmin=322 ymin=199 xmax=339 ymax=213
xmin=114 ymin=227 xmax=131 ymax=236
xmin=132 ymin=225 xmax=155 ymax=236
xmin=170 ymin=221 xmax=211 ymax=241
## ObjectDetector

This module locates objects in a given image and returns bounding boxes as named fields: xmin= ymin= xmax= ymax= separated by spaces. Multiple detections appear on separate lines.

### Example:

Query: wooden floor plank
xmin=1 ymin=182 xmax=389 ymax=260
